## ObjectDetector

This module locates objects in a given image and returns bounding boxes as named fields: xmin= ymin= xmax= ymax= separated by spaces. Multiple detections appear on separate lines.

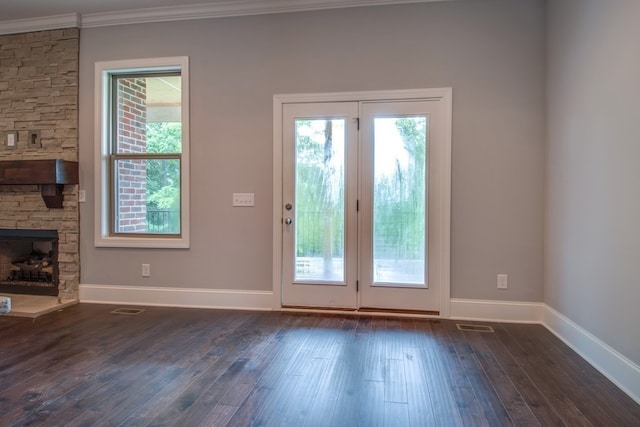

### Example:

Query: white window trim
xmin=94 ymin=56 xmax=190 ymax=248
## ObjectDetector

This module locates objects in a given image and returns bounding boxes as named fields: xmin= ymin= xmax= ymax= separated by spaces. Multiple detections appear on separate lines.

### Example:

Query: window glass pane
xmin=294 ymin=119 xmax=345 ymax=283
xmin=115 ymin=75 xmax=182 ymax=154
xmin=114 ymin=158 xmax=181 ymax=235
xmin=373 ymin=116 xmax=427 ymax=285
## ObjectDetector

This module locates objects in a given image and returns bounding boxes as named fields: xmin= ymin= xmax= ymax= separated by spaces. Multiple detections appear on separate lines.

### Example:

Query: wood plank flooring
xmin=0 ymin=304 xmax=638 ymax=426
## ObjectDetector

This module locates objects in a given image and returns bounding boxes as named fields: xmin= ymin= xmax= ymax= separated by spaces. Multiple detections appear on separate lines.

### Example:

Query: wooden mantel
xmin=0 ymin=159 xmax=79 ymax=208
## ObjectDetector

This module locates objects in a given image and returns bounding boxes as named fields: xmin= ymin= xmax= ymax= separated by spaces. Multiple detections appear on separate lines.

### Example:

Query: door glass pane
xmin=373 ymin=116 xmax=427 ymax=285
xmin=294 ymin=119 xmax=345 ymax=282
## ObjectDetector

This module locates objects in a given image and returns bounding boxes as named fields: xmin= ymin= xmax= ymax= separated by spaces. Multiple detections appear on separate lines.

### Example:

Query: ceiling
xmin=0 ymin=0 xmax=448 ymax=33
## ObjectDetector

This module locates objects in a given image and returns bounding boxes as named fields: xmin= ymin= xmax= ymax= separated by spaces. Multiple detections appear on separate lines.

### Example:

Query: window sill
xmin=94 ymin=235 xmax=189 ymax=249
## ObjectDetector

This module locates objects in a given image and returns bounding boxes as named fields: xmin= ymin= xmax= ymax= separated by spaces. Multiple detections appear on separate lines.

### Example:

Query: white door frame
xmin=272 ymin=88 xmax=452 ymax=317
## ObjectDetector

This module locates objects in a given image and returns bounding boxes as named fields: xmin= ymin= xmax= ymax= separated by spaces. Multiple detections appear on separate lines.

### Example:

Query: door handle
xmin=284 ymin=217 xmax=293 ymax=225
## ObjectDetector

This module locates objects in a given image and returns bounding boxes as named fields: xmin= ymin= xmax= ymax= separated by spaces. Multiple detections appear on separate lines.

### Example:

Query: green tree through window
xmin=146 ymin=122 xmax=181 ymax=233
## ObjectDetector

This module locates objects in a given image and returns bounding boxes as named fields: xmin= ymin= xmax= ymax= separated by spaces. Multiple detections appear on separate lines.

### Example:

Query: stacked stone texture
xmin=0 ymin=28 xmax=79 ymax=299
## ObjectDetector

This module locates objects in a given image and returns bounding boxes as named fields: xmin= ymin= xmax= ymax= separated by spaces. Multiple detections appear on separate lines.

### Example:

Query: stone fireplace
xmin=0 ymin=28 xmax=80 ymax=300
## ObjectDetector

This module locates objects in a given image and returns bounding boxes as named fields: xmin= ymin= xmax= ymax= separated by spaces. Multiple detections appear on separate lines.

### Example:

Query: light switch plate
xmin=233 ymin=193 xmax=255 ymax=207
xmin=5 ymin=132 xmax=17 ymax=150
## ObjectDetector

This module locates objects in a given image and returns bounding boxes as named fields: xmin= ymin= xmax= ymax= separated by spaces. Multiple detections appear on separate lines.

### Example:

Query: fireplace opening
xmin=0 ymin=229 xmax=59 ymax=296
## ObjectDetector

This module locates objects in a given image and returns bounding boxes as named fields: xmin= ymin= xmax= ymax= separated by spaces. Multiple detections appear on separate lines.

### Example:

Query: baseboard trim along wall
xmin=449 ymin=298 xmax=545 ymax=323
xmin=543 ymin=304 xmax=640 ymax=405
xmin=79 ymin=284 xmax=273 ymax=311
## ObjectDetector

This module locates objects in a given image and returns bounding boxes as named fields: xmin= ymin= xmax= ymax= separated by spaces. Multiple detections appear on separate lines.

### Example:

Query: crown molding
xmin=81 ymin=0 xmax=440 ymax=28
xmin=0 ymin=0 xmax=446 ymax=34
xmin=0 ymin=13 xmax=79 ymax=35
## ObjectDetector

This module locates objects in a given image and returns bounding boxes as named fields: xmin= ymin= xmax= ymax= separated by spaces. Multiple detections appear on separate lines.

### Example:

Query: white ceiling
xmin=0 ymin=0 xmax=449 ymax=34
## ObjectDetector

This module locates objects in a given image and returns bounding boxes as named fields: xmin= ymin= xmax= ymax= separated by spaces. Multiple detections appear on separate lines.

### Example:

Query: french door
xmin=279 ymin=91 xmax=450 ymax=313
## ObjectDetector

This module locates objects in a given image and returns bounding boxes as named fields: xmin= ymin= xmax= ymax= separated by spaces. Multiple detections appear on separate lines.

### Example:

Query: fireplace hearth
xmin=0 ymin=229 xmax=59 ymax=296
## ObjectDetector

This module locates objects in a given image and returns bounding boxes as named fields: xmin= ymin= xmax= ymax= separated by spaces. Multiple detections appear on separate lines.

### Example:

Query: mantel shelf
xmin=0 ymin=159 xmax=79 ymax=208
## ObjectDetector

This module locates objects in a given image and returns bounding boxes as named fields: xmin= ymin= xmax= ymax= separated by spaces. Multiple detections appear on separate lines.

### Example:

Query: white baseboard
xmin=449 ymin=298 xmax=544 ymax=323
xmin=79 ymin=284 xmax=273 ymax=311
xmin=543 ymin=304 xmax=640 ymax=405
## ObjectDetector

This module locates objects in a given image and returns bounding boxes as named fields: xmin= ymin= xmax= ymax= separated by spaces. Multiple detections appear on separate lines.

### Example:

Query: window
xmin=95 ymin=57 xmax=189 ymax=248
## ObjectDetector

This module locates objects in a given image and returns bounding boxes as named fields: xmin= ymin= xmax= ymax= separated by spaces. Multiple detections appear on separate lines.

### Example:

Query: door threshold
xmin=358 ymin=307 xmax=440 ymax=316
xmin=282 ymin=305 xmax=357 ymax=312
xmin=281 ymin=305 xmax=439 ymax=318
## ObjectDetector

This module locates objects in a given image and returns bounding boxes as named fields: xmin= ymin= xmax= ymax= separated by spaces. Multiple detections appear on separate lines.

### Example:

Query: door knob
xmin=284 ymin=217 xmax=292 ymax=225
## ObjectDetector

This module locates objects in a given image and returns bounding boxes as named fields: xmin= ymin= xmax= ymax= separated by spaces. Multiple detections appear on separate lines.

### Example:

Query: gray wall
xmin=78 ymin=0 xmax=545 ymax=302
xmin=546 ymin=0 xmax=640 ymax=365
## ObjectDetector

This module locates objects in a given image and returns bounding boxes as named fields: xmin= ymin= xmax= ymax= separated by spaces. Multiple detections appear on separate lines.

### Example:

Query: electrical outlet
xmin=78 ymin=190 xmax=86 ymax=203
xmin=27 ymin=130 xmax=41 ymax=148
xmin=142 ymin=264 xmax=151 ymax=277
xmin=497 ymin=274 xmax=508 ymax=289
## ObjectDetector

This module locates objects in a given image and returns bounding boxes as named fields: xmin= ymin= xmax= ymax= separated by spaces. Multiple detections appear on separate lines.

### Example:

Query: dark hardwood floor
xmin=0 ymin=304 xmax=638 ymax=426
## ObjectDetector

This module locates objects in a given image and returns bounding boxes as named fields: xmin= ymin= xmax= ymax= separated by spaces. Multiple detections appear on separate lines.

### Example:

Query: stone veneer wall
xmin=0 ymin=28 xmax=79 ymax=299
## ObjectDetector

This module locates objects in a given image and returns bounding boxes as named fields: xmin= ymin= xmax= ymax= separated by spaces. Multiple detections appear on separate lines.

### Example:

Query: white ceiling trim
xmin=0 ymin=13 xmax=79 ymax=36
xmin=0 ymin=0 xmax=447 ymax=34
xmin=81 ymin=0 xmax=442 ymax=28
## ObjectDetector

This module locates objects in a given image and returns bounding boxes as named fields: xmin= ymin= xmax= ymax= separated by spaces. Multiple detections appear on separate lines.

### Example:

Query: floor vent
xmin=110 ymin=308 xmax=145 ymax=315
xmin=456 ymin=323 xmax=494 ymax=333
